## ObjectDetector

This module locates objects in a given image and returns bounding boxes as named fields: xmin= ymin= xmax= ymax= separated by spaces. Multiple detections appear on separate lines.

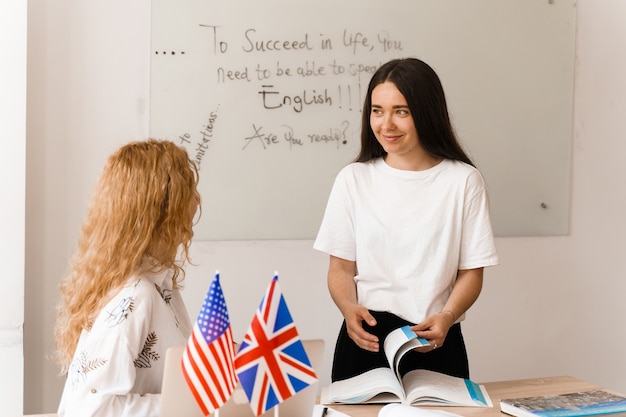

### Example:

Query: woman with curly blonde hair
xmin=55 ymin=139 xmax=200 ymax=417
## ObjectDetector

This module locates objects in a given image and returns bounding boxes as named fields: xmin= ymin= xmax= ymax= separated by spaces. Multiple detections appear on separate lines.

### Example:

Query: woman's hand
xmin=410 ymin=311 xmax=455 ymax=352
xmin=343 ymin=303 xmax=379 ymax=352
xmin=412 ymin=268 xmax=484 ymax=352
xmin=327 ymin=255 xmax=379 ymax=352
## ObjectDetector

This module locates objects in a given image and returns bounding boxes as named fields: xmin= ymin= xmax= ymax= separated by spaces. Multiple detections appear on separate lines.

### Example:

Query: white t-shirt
xmin=314 ymin=158 xmax=499 ymax=324
xmin=57 ymin=267 xmax=192 ymax=417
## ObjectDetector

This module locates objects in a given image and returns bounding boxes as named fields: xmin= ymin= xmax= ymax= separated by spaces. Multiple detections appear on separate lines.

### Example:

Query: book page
xmin=323 ymin=367 xmax=404 ymax=404
xmin=401 ymin=369 xmax=492 ymax=407
xmin=383 ymin=325 xmax=430 ymax=378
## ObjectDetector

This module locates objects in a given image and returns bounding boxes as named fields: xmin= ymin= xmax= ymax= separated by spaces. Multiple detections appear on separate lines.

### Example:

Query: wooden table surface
xmin=326 ymin=376 xmax=610 ymax=417
xmin=18 ymin=376 xmax=622 ymax=417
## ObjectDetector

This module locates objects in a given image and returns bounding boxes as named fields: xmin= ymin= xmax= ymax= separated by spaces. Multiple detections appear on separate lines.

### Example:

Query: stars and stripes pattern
xmin=234 ymin=274 xmax=318 ymax=416
xmin=181 ymin=273 xmax=238 ymax=416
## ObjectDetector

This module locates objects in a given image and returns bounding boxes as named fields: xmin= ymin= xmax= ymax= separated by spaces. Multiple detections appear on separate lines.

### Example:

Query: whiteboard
xmin=150 ymin=0 xmax=576 ymax=239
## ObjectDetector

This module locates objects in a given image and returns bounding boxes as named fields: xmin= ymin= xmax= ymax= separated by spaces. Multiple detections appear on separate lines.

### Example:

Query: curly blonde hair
xmin=54 ymin=139 xmax=200 ymax=372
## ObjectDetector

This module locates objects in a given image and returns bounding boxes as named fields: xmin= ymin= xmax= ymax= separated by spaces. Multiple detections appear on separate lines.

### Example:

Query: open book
xmin=321 ymin=325 xmax=492 ymax=407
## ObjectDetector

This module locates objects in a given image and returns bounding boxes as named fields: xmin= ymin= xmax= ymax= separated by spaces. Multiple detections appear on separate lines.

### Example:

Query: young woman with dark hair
xmin=315 ymin=58 xmax=498 ymax=382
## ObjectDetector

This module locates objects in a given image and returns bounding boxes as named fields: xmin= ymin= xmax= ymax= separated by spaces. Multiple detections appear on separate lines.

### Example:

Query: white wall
xmin=24 ymin=0 xmax=151 ymax=413
xmin=465 ymin=0 xmax=626 ymax=389
xmin=0 ymin=1 xmax=26 ymax=416
xmin=20 ymin=0 xmax=626 ymax=414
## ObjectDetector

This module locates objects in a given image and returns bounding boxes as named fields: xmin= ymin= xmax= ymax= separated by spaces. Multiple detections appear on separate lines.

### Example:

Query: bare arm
xmin=327 ymin=255 xmax=379 ymax=352
xmin=411 ymin=267 xmax=484 ymax=350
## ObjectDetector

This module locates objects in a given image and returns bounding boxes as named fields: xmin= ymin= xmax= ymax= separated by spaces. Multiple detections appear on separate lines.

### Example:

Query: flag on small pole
xmin=181 ymin=272 xmax=238 ymax=416
xmin=234 ymin=272 xmax=318 ymax=416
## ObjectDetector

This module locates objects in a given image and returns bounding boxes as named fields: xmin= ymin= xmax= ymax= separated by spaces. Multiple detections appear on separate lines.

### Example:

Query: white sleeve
xmin=313 ymin=168 xmax=357 ymax=261
xmin=458 ymin=170 xmax=499 ymax=270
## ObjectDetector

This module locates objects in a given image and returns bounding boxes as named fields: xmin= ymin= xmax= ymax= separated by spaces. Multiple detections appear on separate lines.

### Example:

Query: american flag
xmin=181 ymin=273 xmax=238 ymax=416
xmin=234 ymin=274 xmax=318 ymax=416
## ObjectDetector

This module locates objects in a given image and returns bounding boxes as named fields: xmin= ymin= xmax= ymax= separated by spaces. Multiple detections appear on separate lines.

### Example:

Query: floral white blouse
xmin=57 ymin=266 xmax=192 ymax=417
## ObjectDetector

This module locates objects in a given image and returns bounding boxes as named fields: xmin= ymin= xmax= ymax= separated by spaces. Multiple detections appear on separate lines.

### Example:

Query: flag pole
xmin=214 ymin=269 xmax=221 ymax=417
xmin=274 ymin=405 xmax=279 ymax=417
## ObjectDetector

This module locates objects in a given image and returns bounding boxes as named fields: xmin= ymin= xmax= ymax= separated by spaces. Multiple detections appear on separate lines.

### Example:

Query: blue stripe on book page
xmin=464 ymin=379 xmax=487 ymax=406
xmin=400 ymin=325 xmax=414 ymax=338
xmin=400 ymin=325 xmax=430 ymax=346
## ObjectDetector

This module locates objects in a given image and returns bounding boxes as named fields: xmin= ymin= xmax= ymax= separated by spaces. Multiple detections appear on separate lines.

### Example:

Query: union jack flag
xmin=234 ymin=274 xmax=318 ymax=416
xmin=181 ymin=273 xmax=238 ymax=416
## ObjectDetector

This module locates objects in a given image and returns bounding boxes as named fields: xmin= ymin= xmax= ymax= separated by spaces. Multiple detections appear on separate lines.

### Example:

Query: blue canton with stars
xmin=197 ymin=276 xmax=231 ymax=344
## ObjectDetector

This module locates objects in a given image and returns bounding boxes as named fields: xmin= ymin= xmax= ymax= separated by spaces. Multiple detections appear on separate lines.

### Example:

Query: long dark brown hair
xmin=356 ymin=58 xmax=474 ymax=167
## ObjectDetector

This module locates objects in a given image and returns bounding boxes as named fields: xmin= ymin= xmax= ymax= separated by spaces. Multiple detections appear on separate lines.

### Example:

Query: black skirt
xmin=331 ymin=310 xmax=469 ymax=382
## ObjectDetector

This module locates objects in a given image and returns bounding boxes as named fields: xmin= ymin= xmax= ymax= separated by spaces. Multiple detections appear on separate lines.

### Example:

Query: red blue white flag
xmin=181 ymin=272 xmax=238 ymax=416
xmin=234 ymin=274 xmax=318 ymax=416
